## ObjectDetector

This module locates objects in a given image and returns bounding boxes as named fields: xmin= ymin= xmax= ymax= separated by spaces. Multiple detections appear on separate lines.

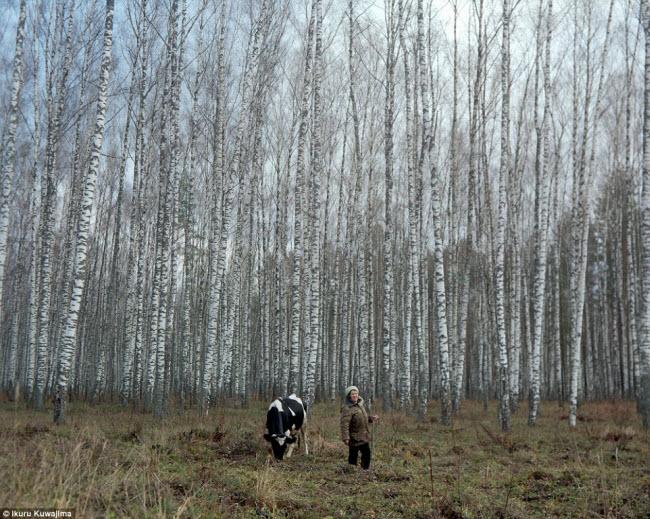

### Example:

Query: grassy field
xmin=1 ymin=398 xmax=649 ymax=518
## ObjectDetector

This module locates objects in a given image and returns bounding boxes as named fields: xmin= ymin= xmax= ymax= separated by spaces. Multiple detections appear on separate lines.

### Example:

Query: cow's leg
xmin=300 ymin=427 xmax=309 ymax=455
xmin=285 ymin=442 xmax=295 ymax=458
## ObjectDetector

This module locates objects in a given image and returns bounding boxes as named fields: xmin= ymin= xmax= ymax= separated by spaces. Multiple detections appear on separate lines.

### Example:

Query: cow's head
xmin=263 ymin=433 xmax=297 ymax=460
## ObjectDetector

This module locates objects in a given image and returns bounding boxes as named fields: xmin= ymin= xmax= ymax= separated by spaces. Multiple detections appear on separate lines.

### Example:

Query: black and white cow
xmin=263 ymin=394 xmax=307 ymax=460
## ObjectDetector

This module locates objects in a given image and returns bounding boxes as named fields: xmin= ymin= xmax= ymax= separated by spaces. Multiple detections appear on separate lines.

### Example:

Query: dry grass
xmin=1 ymin=399 xmax=649 ymax=518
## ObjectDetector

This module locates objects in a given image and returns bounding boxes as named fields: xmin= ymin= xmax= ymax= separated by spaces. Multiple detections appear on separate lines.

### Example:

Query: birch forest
xmin=3 ymin=0 xmax=650 ymax=433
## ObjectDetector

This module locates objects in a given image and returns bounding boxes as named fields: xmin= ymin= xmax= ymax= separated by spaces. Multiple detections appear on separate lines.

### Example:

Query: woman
xmin=340 ymin=385 xmax=379 ymax=470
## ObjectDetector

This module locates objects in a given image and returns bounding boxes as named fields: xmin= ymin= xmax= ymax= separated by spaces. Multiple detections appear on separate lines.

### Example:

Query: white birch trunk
xmin=529 ymin=0 xmax=553 ymax=426
xmin=54 ymin=0 xmax=114 ymax=424
xmin=304 ymin=0 xmax=323 ymax=412
xmin=416 ymin=0 xmax=435 ymax=420
xmin=288 ymin=0 xmax=316 ymax=394
xmin=638 ymin=1 xmax=650 ymax=428
xmin=204 ymin=3 xmax=228 ymax=413
xmin=122 ymin=3 xmax=148 ymax=404
xmin=570 ymin=0 xmax=613 ymax=426
xmin=0 ymin=0 xmax=26 ymax=329
xmin=35 ymin=4 xmax=69 ymax=409
xmin=25 ymin=36 xmax=41 ymax=399
xmin=400 ymin=0 xmax=413 ymax=409
xmin=495 ymin=0 xmax=511 ymax=432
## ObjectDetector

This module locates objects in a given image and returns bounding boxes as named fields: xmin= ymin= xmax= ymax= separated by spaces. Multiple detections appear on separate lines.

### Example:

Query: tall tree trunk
xmin=203 ymin=2 xmax=227 ymax=414
xmin=496 ymin=0 xmax=511 ymax=432
xmin=638 ymin=0 xmax=650 ymax=428
xmin=54 ymin=0 xmax=114 ymax=424
xmin=381 ymin=0 xmax=399 ymax=411
xmin=399 ymin=0 xmax=414 ymax=410
xmin=288 ymin=0 xmax=315 ymax=394
xmin=529 ymin=0 xmax=553 ymax=426
xmin=0 ymin=0 xmax=26 ymax=332
xmin=304 ymin=0 xmax=323 ymax=411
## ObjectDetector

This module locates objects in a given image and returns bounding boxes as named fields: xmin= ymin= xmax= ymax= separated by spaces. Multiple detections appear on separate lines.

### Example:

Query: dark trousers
xmin=348 ymin=442 xmax=371 ymax=469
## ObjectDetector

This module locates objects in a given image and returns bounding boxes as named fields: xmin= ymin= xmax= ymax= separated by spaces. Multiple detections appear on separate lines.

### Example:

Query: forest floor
xmin=1 ymin=398 xmax=649 ymax=518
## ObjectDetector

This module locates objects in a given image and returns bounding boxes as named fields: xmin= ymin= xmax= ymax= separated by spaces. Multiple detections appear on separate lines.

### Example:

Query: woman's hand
xmin=370 ymin=415 xmax=379 ymax=422
xmin=343 ymin=439 xmax=349 ymax=445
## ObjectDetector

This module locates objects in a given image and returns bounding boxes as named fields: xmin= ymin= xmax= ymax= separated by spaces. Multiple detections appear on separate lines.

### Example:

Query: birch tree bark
xmin=569 ymin=0 xmax=614 ymax=427
xmin=54 ymin=0 xmax=114 ymax=425
xmin=0 ymin=0 xmax=26 ymax=335
xmin=203 ymin=2 xmax=227 ymax=414
xmin=529 ymin=0 xmax=553 ymax=426
xmin=450 ymin=0 xmax=468 ymax=415
xmin=496 ymin=0 xmax=511 ymax=432
xmin=381 ymin=0 xmax=399 ymax=411
xmin=399 ymin=0 xmax=414 ymax=410
xmin=289 ymin=0 xmax=315 ymax=394
xmin=304 ymin=0 xmax=323 ymax=411
xmin=415 ymin=0 xmax=450 ymax=424
xmin=25 ymin=25 xmax=42 ymax=399
xmin=121 ymin=0 xmax=149 ymax=405
xmin=34 ymin=3 xmax=70 ymax=409
xmin=638 ymin=0 xmax=650 ymax=428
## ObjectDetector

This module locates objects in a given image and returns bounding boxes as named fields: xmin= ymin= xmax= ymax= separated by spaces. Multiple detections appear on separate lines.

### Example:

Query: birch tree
xmin=54 ymin=0 xmax=114 ymax=424
xmin=399 ymin=0 xmax=413 ymax=410
xmin=495 ymin=0 xmax=511 ymax=432
xmin=304 ymin=0 xmax=323 ymax=411
xmin=529 ymin=0 xmax=553 ymax=426
xmin=638 ymin=0 xmax=650 ymax=428
xmin=569 ymin=0 xmax=614 ymax=427
xmin=415 ymin=0 xmax=451 ymax=424
xmin=203 ymin=1 xmax=227 ymax=413
xmin=0 ymin=0 xmax=26 ymax=341
xmin=288 ymin=0 xmax=315 ymax=394
xmin=381 ymin=0 xmax=400 ymax=411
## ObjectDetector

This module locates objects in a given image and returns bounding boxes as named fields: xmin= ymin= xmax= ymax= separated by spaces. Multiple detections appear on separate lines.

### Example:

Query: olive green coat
xmin=340 ymin=397 xmax=373 ymax=447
